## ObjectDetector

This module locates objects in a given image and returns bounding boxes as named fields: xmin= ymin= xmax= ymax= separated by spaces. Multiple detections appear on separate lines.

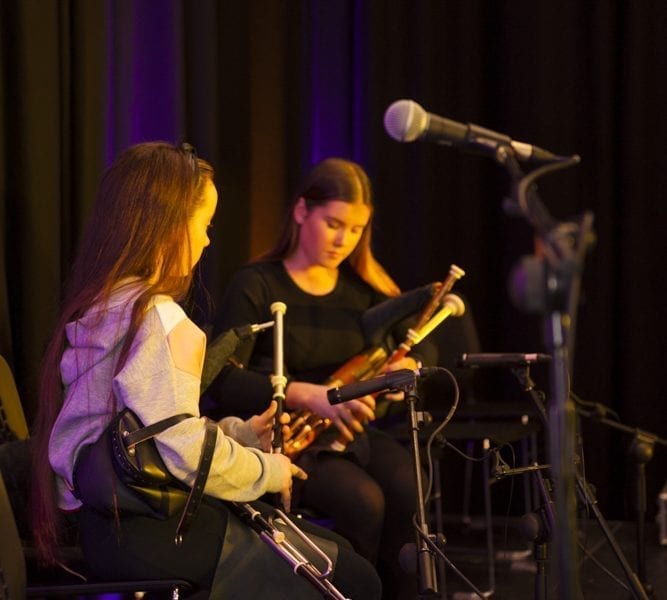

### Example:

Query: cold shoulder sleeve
xmin=114 ymin=301 xmax=286 ymax=501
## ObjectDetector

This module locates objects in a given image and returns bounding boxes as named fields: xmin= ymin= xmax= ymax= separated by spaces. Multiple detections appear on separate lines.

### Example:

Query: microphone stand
xmin=507 ymin=366 xmax=650 ymax=600
xmin=575 ymin=400 xmax=666 ymax=598
xmin=404 ymin=380 xmax=440 ymax=597
xmin=403 ymin=378 xmax=488 ymax=599
xmin=495 ymin=144 xmax=592 ymax=600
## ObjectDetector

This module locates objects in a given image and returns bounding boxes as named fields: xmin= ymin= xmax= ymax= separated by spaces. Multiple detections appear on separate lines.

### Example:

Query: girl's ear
xmin=293 ymin=197 xmax=308 ymax=225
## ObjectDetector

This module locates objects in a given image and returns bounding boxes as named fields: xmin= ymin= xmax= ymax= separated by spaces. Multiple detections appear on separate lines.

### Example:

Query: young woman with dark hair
xmin=204 ymin=157 xmax=437 ymax=599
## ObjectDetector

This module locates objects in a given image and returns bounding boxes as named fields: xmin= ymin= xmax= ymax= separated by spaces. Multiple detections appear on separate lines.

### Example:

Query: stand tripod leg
xmin=576 ymin=474 xmax=649 ymax=600
xmin=630 ymin=436 xmax=656 ymax=597
xmin=482 ymin=442 xmax=495 ymax=595
xmin=636 ymin=461 xmax=647 ymax=584
xmin=510 ymin=368 xmax=653 ymax=600
xmin=517 ymin=468 xmax=554 ymax=600
xmin=405 ymin=387 xmax=488 ymax=599
xmin=432 ymin=457 xmax=448 ymax=598
xmin=533 ymin=542 xmax=548 ymax=600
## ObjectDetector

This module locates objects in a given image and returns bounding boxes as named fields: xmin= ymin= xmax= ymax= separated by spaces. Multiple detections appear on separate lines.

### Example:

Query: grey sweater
xmin=49 ymin=281 xmax=286 ymax=510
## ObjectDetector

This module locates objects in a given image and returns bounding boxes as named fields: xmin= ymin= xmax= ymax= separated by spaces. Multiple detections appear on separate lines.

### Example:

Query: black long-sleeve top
xmin=204 ymin=260 xmax=436 ymax=419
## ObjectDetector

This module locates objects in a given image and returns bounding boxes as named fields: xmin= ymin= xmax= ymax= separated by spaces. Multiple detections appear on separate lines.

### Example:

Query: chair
xmin=0 ymin=469 xmax=196 ymax=599
xmin=0 ymin=354 xmax=199 ymax=599
xmin=0 ymin=354 xmax=29 ymax=442
xmin=427 ymin=396 xmax=541 ymax=598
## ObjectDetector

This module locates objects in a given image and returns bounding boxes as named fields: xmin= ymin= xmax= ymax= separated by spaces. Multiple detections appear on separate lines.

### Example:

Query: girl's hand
xmin=286 ymin=381 xmax=376 ymax=441
xmin=382 ymin=356 xmax=421 ymax=402
xmin=247 ymin=400 xmax=289 ymax=451
xmin=272 ymin=453 xmax=308 ymax=513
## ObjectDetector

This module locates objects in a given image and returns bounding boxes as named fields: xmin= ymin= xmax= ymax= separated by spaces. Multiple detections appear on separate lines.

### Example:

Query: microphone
xmin=384 ymin=99 xmax=562 ymax=163
xmin=458 ymin=353 xmax=551 ymax=368
xmin=327 ymin=367 xmax=436 ymax=405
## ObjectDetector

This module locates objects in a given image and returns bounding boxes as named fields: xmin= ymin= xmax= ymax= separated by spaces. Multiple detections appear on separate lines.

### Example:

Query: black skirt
xmin=77 ymin=497 xmax=382 ymax=599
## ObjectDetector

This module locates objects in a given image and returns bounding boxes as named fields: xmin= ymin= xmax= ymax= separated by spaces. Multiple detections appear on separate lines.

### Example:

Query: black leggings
xmin=298 ymin=428 xmax=421 ymax=598
xmin=78 ymin=499 xmax=381 ymax=598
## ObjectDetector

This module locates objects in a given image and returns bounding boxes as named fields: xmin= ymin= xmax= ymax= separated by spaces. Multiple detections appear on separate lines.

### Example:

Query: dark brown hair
xmin=31 ymin=141 xmax=214 ymax=564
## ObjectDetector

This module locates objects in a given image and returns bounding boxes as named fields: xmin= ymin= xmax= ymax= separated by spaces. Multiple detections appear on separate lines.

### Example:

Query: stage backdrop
xmin=1 ymin=0 xmax=665 ymax=520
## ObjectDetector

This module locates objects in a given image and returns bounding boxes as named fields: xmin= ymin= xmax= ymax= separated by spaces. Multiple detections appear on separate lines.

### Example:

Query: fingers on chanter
xmin=265 ymin=399 xmax=278 ymax=417
xmin=350 ymin=398 xmax=375 ymax=420
xmin=333 ymin=418 xmax=355 ymax=442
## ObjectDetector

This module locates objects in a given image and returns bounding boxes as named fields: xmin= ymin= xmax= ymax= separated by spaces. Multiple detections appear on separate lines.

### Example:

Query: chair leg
xmin=462 ymin=440 xmax=475 ymax=527
xmin=521 ymin=436 xmax=533 ymax=512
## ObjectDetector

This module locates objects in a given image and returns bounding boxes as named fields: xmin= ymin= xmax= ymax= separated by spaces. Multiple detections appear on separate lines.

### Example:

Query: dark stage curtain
xmin=1 ymin=0 xmax=665 ymax=520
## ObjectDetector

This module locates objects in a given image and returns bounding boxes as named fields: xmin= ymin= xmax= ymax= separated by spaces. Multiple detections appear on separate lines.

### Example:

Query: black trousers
xmin=78 ymin=498 xmax=381 ymax=599
xmin=297 ymin=427 xmax=422 ymax=600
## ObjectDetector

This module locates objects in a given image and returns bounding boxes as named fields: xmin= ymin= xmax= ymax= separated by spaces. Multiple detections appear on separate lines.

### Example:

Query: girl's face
xmin=294 ymin=198 xmax=370 ymax=269
xmin=186 ymin=178 xmax=218 ymax=271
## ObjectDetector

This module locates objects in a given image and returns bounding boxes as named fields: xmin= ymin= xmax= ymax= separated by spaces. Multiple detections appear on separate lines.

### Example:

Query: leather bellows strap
xmin=74 ymin=409 xmax=218 ymax=545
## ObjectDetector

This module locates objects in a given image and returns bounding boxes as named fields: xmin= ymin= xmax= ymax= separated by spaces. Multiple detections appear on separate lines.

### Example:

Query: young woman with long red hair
xmin=31 ymin=143 xmax=381 ymax=598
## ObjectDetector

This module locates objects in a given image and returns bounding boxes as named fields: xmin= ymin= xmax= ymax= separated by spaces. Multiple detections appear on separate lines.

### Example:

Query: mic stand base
xmin=576 ymin=475 xmax=649 ymax=600
xmin=404 ymin=386 xmax=490 ymax=599
xmin=533 ymin=542 xmax=549 ymax=600
xmin=575 ymin=409 xmax=665 ymax=597
xmin=507 ymin=369 xmax=651 ymax=600
xmin=414 ymin=527 xmax=490 ymax=599
xmin=497 ymin=463 xmax=554 ymax=600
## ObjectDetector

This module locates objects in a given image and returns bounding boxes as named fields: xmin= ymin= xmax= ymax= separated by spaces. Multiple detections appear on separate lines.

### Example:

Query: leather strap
xmin=120 ymin=412 xmax=218 ymax=545
xmin=174 ymin=419 xmax=218 ymax=544
xmin=122 ymin=413 xmax=192 ymax=448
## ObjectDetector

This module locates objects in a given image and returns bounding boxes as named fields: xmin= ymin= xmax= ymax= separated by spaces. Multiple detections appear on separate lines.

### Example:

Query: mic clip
xmin=414 ymin=410 xmax=432 ymax=429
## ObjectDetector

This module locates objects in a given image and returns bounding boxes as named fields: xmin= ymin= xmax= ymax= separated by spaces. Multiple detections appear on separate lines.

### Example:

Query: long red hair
xmin=31 ymin=141 xmax=214 ymax=564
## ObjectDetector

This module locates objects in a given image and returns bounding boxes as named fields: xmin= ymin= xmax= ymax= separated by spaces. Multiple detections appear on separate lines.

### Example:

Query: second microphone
xmin=327 ymin=367 xmax=436 ymax=405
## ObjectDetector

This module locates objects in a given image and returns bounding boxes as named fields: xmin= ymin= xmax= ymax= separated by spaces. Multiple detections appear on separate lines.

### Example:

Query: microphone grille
xmin=383 ymin=99 xmax=428 ymax=142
